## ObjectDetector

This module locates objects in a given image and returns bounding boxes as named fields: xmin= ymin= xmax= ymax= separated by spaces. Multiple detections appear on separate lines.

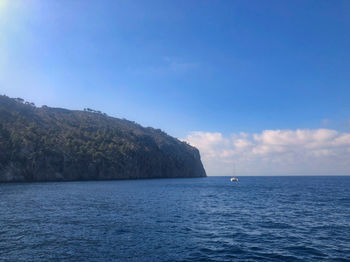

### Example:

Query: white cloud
xmin=184 ymin=129 xmax=350 ymax=176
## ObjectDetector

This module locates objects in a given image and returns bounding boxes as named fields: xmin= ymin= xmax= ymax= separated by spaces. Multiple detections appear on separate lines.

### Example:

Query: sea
xmin=0 ymin=176 xmax=349 ymax=262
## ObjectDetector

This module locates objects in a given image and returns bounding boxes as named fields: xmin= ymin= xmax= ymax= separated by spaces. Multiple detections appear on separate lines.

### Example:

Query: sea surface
xmin=0 ymin=176 xmax=349 ymax=262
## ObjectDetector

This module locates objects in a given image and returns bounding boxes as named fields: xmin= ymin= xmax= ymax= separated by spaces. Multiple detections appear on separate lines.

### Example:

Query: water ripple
xmin=0 ymin=176 xmax=349 ymax=261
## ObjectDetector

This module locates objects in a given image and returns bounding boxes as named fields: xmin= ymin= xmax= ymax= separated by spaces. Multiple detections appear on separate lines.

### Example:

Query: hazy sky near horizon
xmin=1 ymin=0 xmax=350 ymax=175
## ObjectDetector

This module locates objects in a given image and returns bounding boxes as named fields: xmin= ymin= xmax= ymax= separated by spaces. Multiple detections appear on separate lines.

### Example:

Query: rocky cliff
xmin=0 ymin=95 xmax=206 ymax=182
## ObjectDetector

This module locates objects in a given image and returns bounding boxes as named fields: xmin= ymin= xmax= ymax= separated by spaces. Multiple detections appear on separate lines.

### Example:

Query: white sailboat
xmin=230 ymin=177 xmax=238 ymax=182
xmin=230 ymin=163 xmax=238 ymax=182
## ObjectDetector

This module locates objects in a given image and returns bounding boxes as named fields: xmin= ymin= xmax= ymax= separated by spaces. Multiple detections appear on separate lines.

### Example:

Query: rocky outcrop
xmin=0 ymin=95 xmax=206 ymax=182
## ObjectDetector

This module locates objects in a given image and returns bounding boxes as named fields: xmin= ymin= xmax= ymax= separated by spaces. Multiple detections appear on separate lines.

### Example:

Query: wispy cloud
xmin=321 ymin=118 xmax=331 ymax=127
xmin=163 ymin=57 xmax=198 ymax=73
xmin=132 ymin=56 xmax=198 ymax=76
xmin=184 ymin=129 xmax=350 ymax=176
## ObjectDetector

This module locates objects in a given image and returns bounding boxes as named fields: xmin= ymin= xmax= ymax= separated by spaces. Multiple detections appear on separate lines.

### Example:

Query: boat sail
xmin=230 ymin=163 xmax=238 ymax=182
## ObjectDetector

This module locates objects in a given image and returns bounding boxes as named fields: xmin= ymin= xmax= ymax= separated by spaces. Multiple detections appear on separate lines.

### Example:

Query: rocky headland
xmin=0 ymin=95 xmax=206 ymax=182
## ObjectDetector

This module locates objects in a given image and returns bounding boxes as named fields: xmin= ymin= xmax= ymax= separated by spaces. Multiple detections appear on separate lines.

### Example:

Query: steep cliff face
xmin=0 ymin=95 xmax=206 ymax=182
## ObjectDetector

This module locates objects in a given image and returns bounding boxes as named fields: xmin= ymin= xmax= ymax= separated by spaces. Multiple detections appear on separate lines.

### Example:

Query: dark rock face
xmin=0 ymin=95 xmax=206 ymax=182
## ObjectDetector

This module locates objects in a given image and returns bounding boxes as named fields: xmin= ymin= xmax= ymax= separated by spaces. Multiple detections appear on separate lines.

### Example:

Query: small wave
xmin=286 ymin=245 xmax=328 ymax=258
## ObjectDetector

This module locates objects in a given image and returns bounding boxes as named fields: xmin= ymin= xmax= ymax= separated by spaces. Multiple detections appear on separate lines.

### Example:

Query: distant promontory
xmin=0 ymin=95 xmax=206 ymax=182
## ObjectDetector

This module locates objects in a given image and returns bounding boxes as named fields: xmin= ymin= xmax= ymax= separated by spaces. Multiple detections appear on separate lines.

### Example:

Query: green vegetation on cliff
xmin=0 ymin=95 xmax=206 ymax=182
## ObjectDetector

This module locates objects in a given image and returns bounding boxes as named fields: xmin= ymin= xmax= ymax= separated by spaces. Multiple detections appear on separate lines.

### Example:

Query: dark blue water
xmin=1 ymin=177 xmax=349 ymax=262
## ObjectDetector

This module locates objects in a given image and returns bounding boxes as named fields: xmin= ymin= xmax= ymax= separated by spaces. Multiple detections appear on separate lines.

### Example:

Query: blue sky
xmin=1 ymin=0 xmax=350 ymax=175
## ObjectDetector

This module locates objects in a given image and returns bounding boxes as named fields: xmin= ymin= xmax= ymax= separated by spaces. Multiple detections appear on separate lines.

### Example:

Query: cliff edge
xmin=0 ymin=95 xmax=206 ymax=182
